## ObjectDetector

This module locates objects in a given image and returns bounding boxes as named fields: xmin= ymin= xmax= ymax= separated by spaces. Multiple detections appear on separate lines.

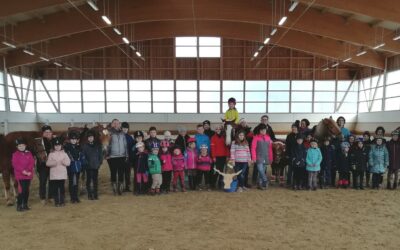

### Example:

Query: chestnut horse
xmin=314 ymin=117 xmax=342 ymax=141
xmin=271 ymin=141 xmax=287 ymax=185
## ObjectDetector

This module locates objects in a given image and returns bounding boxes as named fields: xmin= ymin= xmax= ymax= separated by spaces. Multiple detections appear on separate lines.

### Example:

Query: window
xmin=152 ymin=80 xmax=174 ymax=113
xmin=385 ymin=97 xmax=400 ymax=111
xmin=59 ymin=80 xmax=81 ymax=113
xmin=129 ymin=80 xmax=151 ymax=113
xmin=106 ymin=80 xmax=128 ymax=113
xmin=175 ymin=37 xmax=221 ymax=58
xmin=386 ymin=70 xmax=400 ymax=85
xmin=200 ymin=80 xmax=220 ymax=113
xmin=268 ymin=102 xmax=289 ymax=113
xmin=176 ymin=80 xmax=197 ymax=113
xmin=82 ymin=80 xmax=105 ymax=113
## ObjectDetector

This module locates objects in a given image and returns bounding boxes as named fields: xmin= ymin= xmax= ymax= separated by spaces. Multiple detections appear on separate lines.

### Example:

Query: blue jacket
xmin=306 ymin=147 xmax=322 ymax=172
xmin=341 ymin=127 xmax=351 ymax=140
xmin=369 ymin=145 xmax=389 ymax=174
xmin=195 ymin=134 xmax=210 ymax=154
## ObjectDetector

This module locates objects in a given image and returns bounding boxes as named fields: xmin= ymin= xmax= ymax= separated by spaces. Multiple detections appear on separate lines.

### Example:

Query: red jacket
xmin=210 ymin=134 xmax=229 ymax=159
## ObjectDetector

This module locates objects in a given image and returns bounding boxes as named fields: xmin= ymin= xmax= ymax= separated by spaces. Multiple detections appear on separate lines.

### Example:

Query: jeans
xmin=308 ymin=171 xmax=318 ymax=189
xmin=256 ymin=163 xmax=268 ymax=187
xmin=234 ymin=162 xmax=248 ymax=188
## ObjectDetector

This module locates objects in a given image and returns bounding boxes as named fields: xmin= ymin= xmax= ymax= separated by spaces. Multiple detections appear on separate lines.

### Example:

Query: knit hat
xmin=42 ymin=125 xmax=52 ymax=132
xmin=164 ymin=130 xmax=172 ymax=137
xmin=121 ymin=122 xmax=129 ymax=129
xmin=135 ymin=142 xmax=144 ymax=148
xmin=310 ymin=138 xmax=318 ymax=143
xmin=391 ymin=130 xmax=399 ymax=136
xmin=68 ymin=131 xmax=79 ymax=140
xmin=87 ymin=130 xmax=96 ymax=138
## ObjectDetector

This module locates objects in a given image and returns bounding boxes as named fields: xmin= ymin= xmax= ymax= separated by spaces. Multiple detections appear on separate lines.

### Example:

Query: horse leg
xmin=2 ymin=172 xmax=13 ymax=206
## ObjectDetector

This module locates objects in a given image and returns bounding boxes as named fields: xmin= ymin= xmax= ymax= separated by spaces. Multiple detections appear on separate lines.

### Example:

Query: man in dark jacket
xmin=121 ymin=122 xmax=134 ymax=192
xmin=349 ymin=138 xmax=368 ymax=190
xmin=386 ymin=130 xmax=400 ymax=189
xmin=175 ymin=126 xmax=190 ymax=154
xmin=285 ymin=121 xmax=299 ymax=186
xmin=291 ymin=134 xmax=307 ymax=190
xmin=203 ymin=120 xmax=215 ymax=139
xmin=261 ymin=115 xmax=276 ymax=141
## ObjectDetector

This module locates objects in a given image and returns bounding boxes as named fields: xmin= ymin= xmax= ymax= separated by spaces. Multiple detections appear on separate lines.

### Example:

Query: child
xmin=372 ymin=126 xmax=386 ymax=144
xmin=148 ymin=142 xmax=162 ymax=195
xmin=160 ymin=140 xmax=173 ymax=193
xmin=185 ymin=137 xmax=198 ymax=190
xmin=132 ymin=142 xmax=149 ymax=195
xmin=175 ymin=126 xmax=190 ymax=154
xmin=387 ymin=130 xmax=400 ymax=189
xmin=195 ymin=124 xmax=210 ymax=154
xmin=11 ymin=138 xmax=35 ymax=212
xmin=306 ymin=139 xmax=322 ymax=191
xmin=319 ymin=138 xmax=335 ymax=188
xmin=251 ymin=123 xmax=273 ymax=190
xmin=163 ymin=130 xmax=175 ymax=145
xmin=46 ymin=137 xmax=71 ymax=207
xmin=64 ymin=131 xmax=83 ymax=203
xmin=303 ymin=133 xmax=312 ymax=149
xmin=197 ymin=144 xmax=212 ymax=191
xmin=171 ymin=147 xmax=186 ymax=192
xmin=369 ymin=138 xmax=389 ymax=189
xmin=337 ymin=142 xmax=351 ymax=188
xmin=224 ymin=97 xmax=239 ymax=124
xmin=145 ymin=126 xmax=161 ymax=152
xmin=82 ymin=130 xmax=103 ymax=200
xmin=348 ymin=134 xmax=356 ymax=149
xmin=349 ymin=138 xmax=368 ymax=190
xmin=291 ymin=134 xmax=307 ymax=190
xmin=210 ymin=124 xmax=229 ymax=189
xmin=230 ymin=130 xmax=251 ymax=192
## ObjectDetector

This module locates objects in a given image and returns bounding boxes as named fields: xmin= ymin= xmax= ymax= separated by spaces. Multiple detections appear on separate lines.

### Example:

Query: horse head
xmin=272 ymin=141 xmax=286 ymax=164
xmin=315 ymin=118 xmax=342 ymax=141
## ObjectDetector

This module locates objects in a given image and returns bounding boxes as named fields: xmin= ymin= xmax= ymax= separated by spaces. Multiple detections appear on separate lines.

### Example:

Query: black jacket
xmin=82 ymin=143 xmax=103 ymax=170
xmin=145 ymin=137 xmax=161 ymax=152
xmin=175 ymin=134 xmax=190 ymax=154
xmin=291 ymin=144 xmax=307 ymax=168
xmin=337 ymin=153 xmax=351 ymax=173
xmin=133 ymin=151 xmax=149 ymax=173
xmin=267 ymin=124 xmax=276 ymax=142
xmin=204 ymin=129 xmax=215 ymax=139
xmin=320 ymin=145 xmax=335 ymax=170
xmin=349 ymin=147 xmax=368 ymax=172
xmin=285 ymin=132 xmax=297 ymax=158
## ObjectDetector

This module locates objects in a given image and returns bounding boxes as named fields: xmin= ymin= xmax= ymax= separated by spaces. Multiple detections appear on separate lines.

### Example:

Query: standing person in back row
xmin=121 ymin=122 xmax=134 ymax=192
xmin=386 ymin=130 xmax=400 ymax=190
xmin=260 ymin=115 xmax=276 ymax=141
xmin=106 ymin=119 xmax=128 ymax=196
xmin=82 ymin=130 xmax=103 ymax=200
xmin=203 ymin=120 xmax=215 ymax=139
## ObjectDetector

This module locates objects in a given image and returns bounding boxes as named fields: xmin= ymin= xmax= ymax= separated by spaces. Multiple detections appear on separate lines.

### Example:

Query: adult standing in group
xmin=121 ymin=122 xmax=134 ymax=192
xmin=285 ymin=121 xmax=300 ymax=186
xmin=34 ymin=125 xmax=54 ymax=204
xmin=260 ymin=115 xmax=276 ymax=141
xmin=106 ymin=119 xmax=128 ymax=196
xmin=336 ymin=116 xmax=351 ymax=140
xmin=203 ymin=120 xmax=215 ymax=139
xmin=299 ymin=119 xmax=312 ymax=136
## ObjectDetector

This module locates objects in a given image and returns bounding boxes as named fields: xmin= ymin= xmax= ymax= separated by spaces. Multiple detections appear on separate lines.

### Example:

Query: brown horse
xmin=271 ymin=141 xmax=287 ymax=185
xmin=0 ymin=131 xmax=41 ymax=206
xmin=314 ymin=117 xmax=342 ymax=141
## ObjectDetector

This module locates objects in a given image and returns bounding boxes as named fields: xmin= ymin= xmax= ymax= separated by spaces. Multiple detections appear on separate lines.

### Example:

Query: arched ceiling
xmin=1 ymin=0 xmax=399 ymax=69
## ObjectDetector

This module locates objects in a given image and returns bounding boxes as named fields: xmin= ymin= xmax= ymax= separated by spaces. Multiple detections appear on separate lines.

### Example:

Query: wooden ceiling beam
xmin=5 ymin=20 xmax=385 ymax=69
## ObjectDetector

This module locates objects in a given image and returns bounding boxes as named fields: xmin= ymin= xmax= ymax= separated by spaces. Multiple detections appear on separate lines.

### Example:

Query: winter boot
xmin=150 ymin=188 xmax=156 ymax=195
xmin=387 ymin=181 xmax=392 ymax=190
xmin=156 ymin=188 xmax=160 ymax=195
xmin=117 ymin=183 xmax=123 ymax=195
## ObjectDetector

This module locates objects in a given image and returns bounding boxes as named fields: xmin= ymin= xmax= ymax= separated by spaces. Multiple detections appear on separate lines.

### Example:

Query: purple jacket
xmin=12 ymin=150 xmax=35 ymax=181
xmin=185 ymin=148 xmax=197 ymax=170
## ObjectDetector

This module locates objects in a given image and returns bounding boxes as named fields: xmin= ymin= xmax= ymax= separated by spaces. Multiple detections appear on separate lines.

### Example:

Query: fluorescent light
xmin=122 ymin=37 xmax=129 ymax=44
xmin=87 ymin=0 xmax=99 ymax=11
xmin=393 ymin=34 xmax=400 ymax=41
xmin=23 ymin=49 xmax=35 ymax=56
xmin=39 ymin=56 xmax=50 ymax=62
xmin=135 ymin=51 xmax=142 ymax=57
xmin=373 ymin=43 xmax=385 ymax=50
xmin=278 ymin=16 xmax=287 ymax=26
xmin=258 ymin=45 xmax=264 ymax=51
xmin=332 ymin=62 xmax=339 ymax=67
xmin=253 ymin=51 xmax=259 ymax=57
xmin=288 ymin=1 xmax=299 ymax=12
xmin=65 ymin=67 xmax=72 ymax=71
xmin=113 ymin=28 xmax=121 ymax=35
xmin=343 ymin=57 xmax=352 ymax=62
xmin=54 ymin=62 xmax=62 ymax=67
xmin=356 ymin=50 xmax=367 ymax=56
xmin=270 ymin=28 xmax=277 ymax=36
xmin=101 ymin=15 xmax=112 ymax=25
xmin=2 ymin=41 xmax=16 ymax=48
xmin=263 ymin=37 xmax=270 ymax=44
xmin=322 ymin=67 xmax=329 ymax=71
xmin=129 ymin=45 xmax=136 ymax=50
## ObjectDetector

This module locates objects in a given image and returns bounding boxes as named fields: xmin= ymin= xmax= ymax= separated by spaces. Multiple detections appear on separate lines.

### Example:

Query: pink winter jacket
xmin=185 ymin=148 xmax=197 ymax=170
xmin=160 ymin=153 xmax=173 ymax=172
xmin=172 ymin=154 xmax=185 ymax=171
xmin=46 ymin=150 xmax=71 ymax=180
xmin=12 ymin=150 xmax=35 ymax=181
xmin=251 ymin=134 xmax=274 ymax=164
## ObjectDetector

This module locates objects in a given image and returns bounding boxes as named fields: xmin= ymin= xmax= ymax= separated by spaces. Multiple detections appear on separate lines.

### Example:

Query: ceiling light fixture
xmin=356 ymin=50 xmax=367 ymax=56
xmin=343 ymin=57 xmax=352 ymax=62
xmin=332 ymin=62 xmax=339 ymax=67
xmin=39 ymin=56 xmax=50 ymax=62
xmin=322 ymin=67 xmax=329 ymax=71
xmin=270 ymin=28 xmax=277 ymax=36
xmin=253 ymin=51 xmax=259 ymax=57
xmin=54 ymin=62 xmax=62 ymax=67
xmin=135 ymin=51 xmax=142 ymax=57
xmin=122 ymin=37 xmax=129 ymax=44
xmin=87 ymin=0 xmax=99 ymax=11
xmin=288 ymin=1 xmax=299 ymax=12
xmin=65 ymin=67 xmax=72 ymax=71
xmin=129 ymin=45 xmax=136 ymax=50
xmin=2 ymin=41 xmax=16 ymax=48
xmin=373 ymin=43 xmax=385 ymax=50
xmin=23 ymin=49 xmax=35 ymax=56
xmin=258 ymin=45 xmax=264 ymax=51
xmin=278 ymin=16 xmax=287 ymax=26
xmin=393 ymin=34 xmax=400 ymax=41
xmin=101 ymin=15 xmax=112 ymax=25
xmin=263 ymin=37 xmax=270 ymax=44
xmin=113 ymin=27 xmax=121 ymax=35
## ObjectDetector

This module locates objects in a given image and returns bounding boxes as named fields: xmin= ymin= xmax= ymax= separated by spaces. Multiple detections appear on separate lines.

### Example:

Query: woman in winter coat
xmin=251 ymin=123 xmax=273 ymax=190
xmin=210 ymin=124 xmax=229 ymax=189
xmin=386 ymin=130 xmax=400 ymax=189
xmin=369 ymin=138 xmax=389 ymax=189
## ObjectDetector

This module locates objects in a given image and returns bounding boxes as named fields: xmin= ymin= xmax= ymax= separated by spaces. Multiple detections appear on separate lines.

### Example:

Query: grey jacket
xmin=107 ymin=128 xmax=128 ymax=158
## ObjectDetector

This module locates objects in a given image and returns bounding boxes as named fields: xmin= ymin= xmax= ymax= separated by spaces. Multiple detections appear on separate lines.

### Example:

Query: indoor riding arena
xmin=1 ymin=1 xmax=400 ymax=249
